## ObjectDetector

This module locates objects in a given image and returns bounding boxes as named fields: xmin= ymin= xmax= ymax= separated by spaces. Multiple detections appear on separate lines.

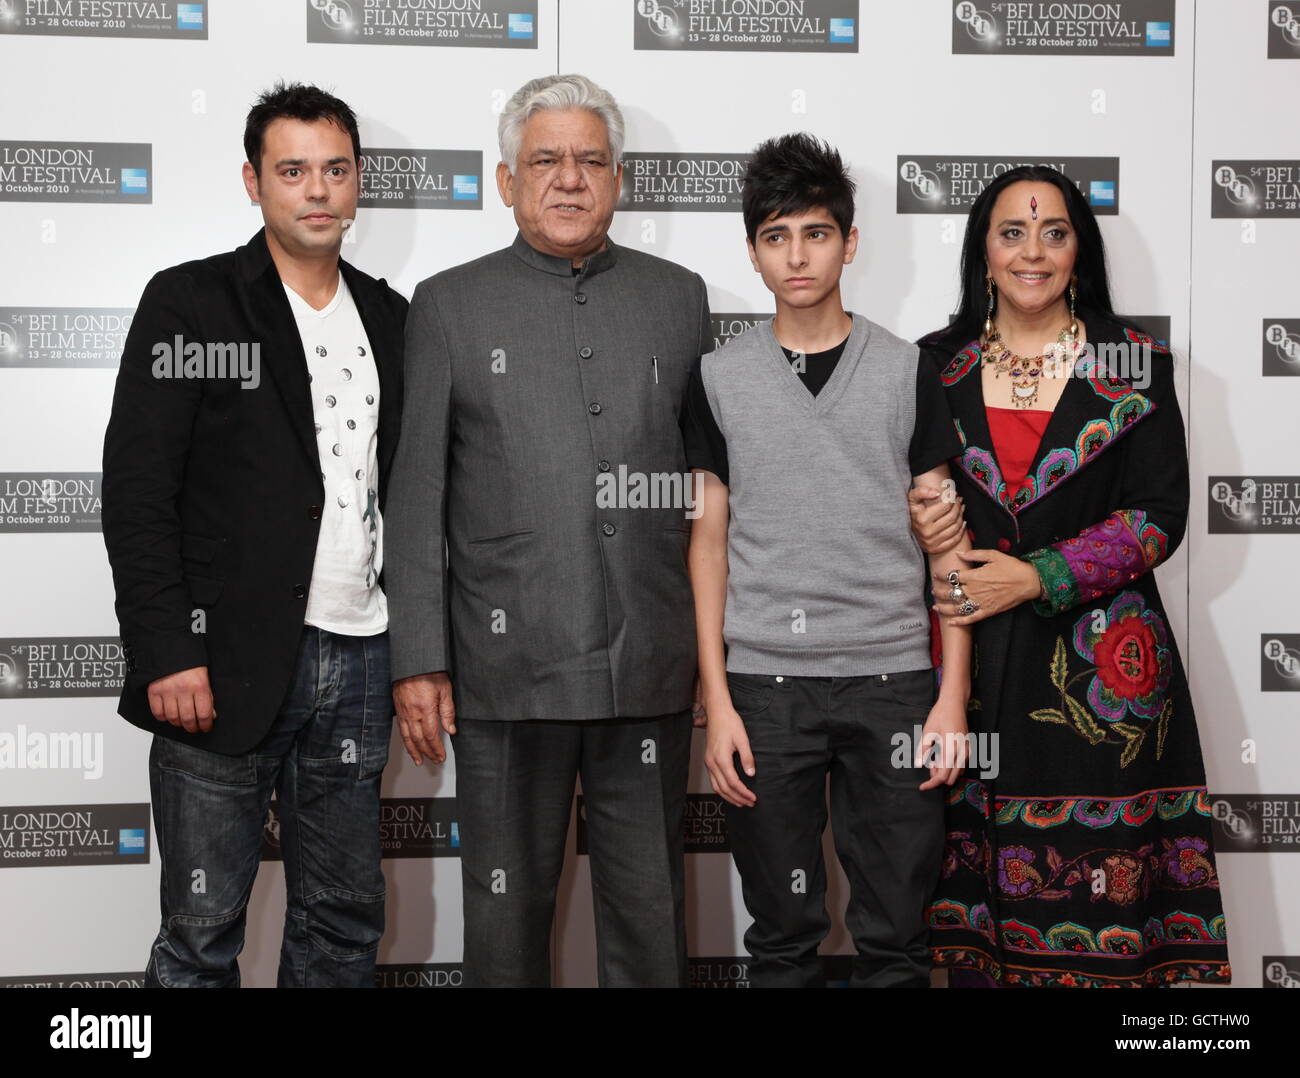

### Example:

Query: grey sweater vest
xmin=701 ymin=313 xmax=932 ymax=676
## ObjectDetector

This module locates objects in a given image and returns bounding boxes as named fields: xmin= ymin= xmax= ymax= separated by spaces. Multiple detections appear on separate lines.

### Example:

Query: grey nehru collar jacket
xmin=508 ymin=230 xmax=618 ymax=277
xmin=384 ymin=230 xmax=713 ymax=722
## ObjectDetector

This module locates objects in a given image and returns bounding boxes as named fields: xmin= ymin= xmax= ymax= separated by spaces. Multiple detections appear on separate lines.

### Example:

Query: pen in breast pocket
xmin=652 ymin=355 xmax=659 ymax=384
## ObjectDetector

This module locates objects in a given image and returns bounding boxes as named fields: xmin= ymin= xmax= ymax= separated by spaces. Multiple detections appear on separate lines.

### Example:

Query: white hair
xmin=498 ymin=73 xmax=624 ymax=173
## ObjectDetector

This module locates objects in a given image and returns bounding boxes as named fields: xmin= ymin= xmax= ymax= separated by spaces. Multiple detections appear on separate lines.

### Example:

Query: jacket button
xmin=293 ymin=584 xmax=307 ymax=599
xmin=602 ymin=522 xmax=616 ymax=536
xmin=997 ymin=537 xmax=1012 ymax=553
xmin=579 ymin=346 xmax=593 ymax=359
xmin=597 ymin=459 xmax=611 ymax=472
xmin=309 ymin=505 xmax=322 ymax=520
xmin=588 ymin=402 xmax=602 ymax=415
xmin=574 ymin=292 xmax=587 ymax=304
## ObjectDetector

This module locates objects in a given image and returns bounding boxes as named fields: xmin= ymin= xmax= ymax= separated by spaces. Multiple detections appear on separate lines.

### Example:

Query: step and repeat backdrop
xmin=0 ymin=1 xmax=1296 ymax=988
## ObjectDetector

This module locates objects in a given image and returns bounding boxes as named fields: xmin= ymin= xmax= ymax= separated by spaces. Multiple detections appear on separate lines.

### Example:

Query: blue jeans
xmin=145 ymin=626 xmax=392 ymax=987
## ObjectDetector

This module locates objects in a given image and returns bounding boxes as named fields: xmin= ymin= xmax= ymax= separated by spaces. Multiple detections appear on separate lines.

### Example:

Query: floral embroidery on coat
xmin=1025 ymin=591 xmax=1174 ymax=767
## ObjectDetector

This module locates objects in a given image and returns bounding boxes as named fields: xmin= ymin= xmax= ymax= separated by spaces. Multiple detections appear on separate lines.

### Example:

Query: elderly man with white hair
xmin=385 ymin=74 xmax=711 ymax=987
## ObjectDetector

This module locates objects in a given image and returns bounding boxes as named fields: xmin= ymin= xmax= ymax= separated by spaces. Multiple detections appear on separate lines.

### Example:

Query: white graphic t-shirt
xmin=283 ymin=274 xmax=387 ymax=635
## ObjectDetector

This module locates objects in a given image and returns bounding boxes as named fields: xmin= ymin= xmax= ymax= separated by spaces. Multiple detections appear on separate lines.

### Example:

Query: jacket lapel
xmin=940 ymin=341 xmax=1009 ymax=511
xmin=236 ymin=230 xmax=321 ymax=476
xmin=942 ymin=317 xmax=1160 ymax=517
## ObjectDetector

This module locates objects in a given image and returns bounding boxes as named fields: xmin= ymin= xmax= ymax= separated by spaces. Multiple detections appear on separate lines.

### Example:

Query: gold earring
xmin=1068 ymin=276 xmax=1078 ymax=338
xmin=984 ymin=273 xmax=995 ymax=338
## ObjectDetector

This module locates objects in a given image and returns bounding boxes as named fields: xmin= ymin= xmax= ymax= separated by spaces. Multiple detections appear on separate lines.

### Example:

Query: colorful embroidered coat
xmin=922 ymin=314 xmax=1231 ymax=987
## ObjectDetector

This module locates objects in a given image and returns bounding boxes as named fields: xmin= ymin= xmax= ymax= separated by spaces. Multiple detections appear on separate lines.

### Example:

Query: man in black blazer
xmin=102 ymin=83 xmax=406 ymax=987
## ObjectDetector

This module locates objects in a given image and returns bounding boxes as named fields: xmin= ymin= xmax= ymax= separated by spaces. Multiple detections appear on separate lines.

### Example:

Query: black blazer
xmin=102 ymin=229 xmax=407 ymax=754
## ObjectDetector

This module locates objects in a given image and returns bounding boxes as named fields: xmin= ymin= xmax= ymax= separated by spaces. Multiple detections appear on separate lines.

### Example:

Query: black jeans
xmin=723 ymin=669 xmax=944 ymax=988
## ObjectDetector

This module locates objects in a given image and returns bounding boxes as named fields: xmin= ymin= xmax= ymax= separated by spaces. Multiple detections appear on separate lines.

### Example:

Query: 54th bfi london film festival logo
xmin=897 ymin=155 xmax=1119 ymax=214
xmin=0 ymin=636 xmax=125 ymax=698
xmin=952 ymin=0 xmax=1175 ymax=55
xmin=262 ymin=797 xmax=460 ymax=861
xmin=0 ymin=307 xmax=133 ymax=368
xmin=711 ymin=312 xmax=773 ymax=351
xmin=1270 ymin=2 xmax=1300 ymax=58
xmin=0 ymin=473 xmax=101 ymax=531
xmin=358 ymin=148 xmax=482 ymax=209
xmin=305 ymin=0 xmax=537 ymax=47
xmin=0 ymin=804 xmax=150 ymax=867
xmin=1261 ymin=635 xmax=1300 ymax=692
xmin=0 ymin=141 xmax=150 ymax=203
xmin=1264 ymin=957 xmax=1300 ymax=988
xmin=0 ymin=0 xmax=206 ymax=38
xmin=1263 ymin=319 xmax=1300 ymax=376
xmin=1208 ymin=476 xmax=1300 ymax=534
xmin=1209 ymin=795 xmax=1300 ymax=853
xmin=1212 ymin=160 xmax=1300 ymax=218
xmin=633 ymin=0 xmax=858 ymax=53
xmin=619 ymin=152 xmax=751 ymax=212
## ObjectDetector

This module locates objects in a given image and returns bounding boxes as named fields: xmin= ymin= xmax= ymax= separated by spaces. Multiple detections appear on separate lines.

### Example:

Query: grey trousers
xmin=452 ymin=711 xmax=692 ymax=987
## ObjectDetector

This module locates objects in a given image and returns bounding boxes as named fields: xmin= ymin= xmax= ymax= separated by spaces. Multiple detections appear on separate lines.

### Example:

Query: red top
xmin=986 ymin=406 xmax=1051 ymax=496
xmin=929 ymin=407 xmax=1052 ymax=668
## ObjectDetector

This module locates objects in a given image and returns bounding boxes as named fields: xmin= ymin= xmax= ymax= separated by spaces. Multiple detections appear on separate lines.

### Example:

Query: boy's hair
xmin=244 ymin=81 xmax=362 ymax=176
xmin=742 ymin=133 xmax=855 ymax=244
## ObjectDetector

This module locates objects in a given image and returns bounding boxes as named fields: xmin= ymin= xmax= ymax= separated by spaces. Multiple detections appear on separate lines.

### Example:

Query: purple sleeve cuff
xmin=1025 ymin=509 xmax=1169 ymax=616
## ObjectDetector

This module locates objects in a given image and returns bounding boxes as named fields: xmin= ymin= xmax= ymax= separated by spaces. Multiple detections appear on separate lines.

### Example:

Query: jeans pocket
xmin=359 ymin=712 xmax=393 ymax=780
xmin=725 ymin=672 xmax=776 ymax=717
xmin=881 ymin=668 xmax=938 ymax=711
xmin=152 ymin=733 xmax=256 ymax=786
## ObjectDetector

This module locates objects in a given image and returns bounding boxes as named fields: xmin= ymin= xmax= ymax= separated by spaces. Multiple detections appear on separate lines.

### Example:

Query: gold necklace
xmin=981 ymin=322 xmax=1080 ymax=408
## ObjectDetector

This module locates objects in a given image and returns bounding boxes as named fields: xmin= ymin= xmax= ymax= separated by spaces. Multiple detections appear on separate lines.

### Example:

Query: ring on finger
xmin=958 ymin=599 xmax=980 ymax=616
xmin=948 ymin=586 xmax=964 ymax=601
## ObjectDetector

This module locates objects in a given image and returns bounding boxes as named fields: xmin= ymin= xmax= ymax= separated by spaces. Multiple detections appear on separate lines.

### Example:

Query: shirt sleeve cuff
xmin=1023 ymin=546 xmax=1080 ymax=617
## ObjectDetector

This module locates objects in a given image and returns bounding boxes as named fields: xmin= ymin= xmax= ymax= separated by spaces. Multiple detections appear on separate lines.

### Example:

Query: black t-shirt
xmin=781 ymin=337 xmax=846 ymax=396
xmin=681 ymin=334 xmax=961 ymax=487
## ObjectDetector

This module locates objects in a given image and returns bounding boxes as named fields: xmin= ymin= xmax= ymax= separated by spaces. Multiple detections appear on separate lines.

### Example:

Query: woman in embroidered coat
xmin=911 ymin=165 xmax=1231 ymax=987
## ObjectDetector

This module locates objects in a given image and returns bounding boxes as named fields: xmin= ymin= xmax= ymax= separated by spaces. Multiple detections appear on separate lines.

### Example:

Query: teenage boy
xmin=682 ymin=133 xmax=971 ymax=988
xmin=102 ymin=83 xmax=407 ymax=987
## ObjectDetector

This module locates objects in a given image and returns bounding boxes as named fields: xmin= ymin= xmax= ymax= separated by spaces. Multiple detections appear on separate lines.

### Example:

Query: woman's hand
xmin=932 ymin=548 xmax=1043 ymax=626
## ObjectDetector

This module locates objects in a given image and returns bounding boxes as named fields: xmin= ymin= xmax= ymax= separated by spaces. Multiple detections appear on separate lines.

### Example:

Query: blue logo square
xmin=1089 ymin=180 xmax=1116 ymax=206
xmin=453 ymin=174 xmax=479 ymax=200
xmin=829 ymin=17 xmax=854 ymax=43
xmin=508 ymin=13 xmax=534 ymax=39
xmin=118 ymin=828 xmax=146 ymax=855
xmin=120 ymin=168 xmax=149 ymax=195
xmin=176 ymin=3 xmax=204 ymax=29
xmin=450 ymin=822 xmax=460 ymax=847
xmin=1145 ymin=21 xmax=1171 ymax=47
